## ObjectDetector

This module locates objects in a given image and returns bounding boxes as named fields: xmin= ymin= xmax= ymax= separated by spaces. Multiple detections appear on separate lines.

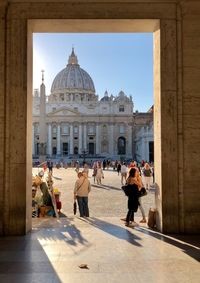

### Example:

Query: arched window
xmin=119 ymin=124 xmax=125 ymax=134
xmin=118 ymin=137 xmax=126 ymax=155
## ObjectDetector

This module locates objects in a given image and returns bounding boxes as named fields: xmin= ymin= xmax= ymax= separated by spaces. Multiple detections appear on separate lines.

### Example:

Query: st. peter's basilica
xmin=32 ymin=48 xmax=153 ymax=162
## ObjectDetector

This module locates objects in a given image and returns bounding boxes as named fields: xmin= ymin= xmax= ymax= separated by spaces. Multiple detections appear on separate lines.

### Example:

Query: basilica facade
xmin=32 ymin=48 xmax=153 ymax=161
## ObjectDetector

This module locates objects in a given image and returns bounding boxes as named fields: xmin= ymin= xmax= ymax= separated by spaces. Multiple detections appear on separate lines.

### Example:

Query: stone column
xmin=32 ymin=124 xmax=35 ymax=156
xmin=141 ymin=138 xmax=146 ymax=161
xmin=70 ymin=124 xmax=73 ymax=154
xmin=96 ymin=124 xmax=100 ymax=154
xmin=57 ymin=124 xmax=61 ymax=156
xmin=48 ymin=123 xmax=52 ymax=156
xmin=144 ymin=139 xmax=148 ymax=161
xmin=109 ymin=124 xmax=114 ymax=156
xmin=83 ymin=124 xmax=87 ymax=150
xmin=78 ymin=124 xmax=82 ymax=154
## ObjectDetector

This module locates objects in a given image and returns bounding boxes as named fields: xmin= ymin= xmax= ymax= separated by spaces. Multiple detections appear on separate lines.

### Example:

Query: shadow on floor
xmin=79 ymin=217 xmax=142 ymax=247
xmin=0 ymin=237 xmax=62 ymax=282
xmin=32 ymin=218 xmax=89 ymax=248
xmin=58 ymin=211 xmax=67 ymax=217
xmin=136 ymin=226 xmax=200 ymax=262
xmin=92 ymin=184 xmax=122 ymax=191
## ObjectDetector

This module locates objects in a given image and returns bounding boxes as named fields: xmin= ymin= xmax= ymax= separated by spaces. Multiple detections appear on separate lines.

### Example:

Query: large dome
xmin=51 ymin=48 xmax=95 ymax=95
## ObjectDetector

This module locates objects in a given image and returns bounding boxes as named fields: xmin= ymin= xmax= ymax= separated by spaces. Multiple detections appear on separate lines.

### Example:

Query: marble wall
xmin=0 ymin=0 xmax=199 ymax=235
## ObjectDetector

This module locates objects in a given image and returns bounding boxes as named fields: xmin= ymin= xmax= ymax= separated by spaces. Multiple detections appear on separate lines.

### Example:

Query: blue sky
xmin=33 ymin=33 xmax=153 ymax=112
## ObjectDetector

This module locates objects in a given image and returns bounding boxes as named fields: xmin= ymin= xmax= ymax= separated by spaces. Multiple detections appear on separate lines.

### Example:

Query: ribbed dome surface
xmin=51 ymin=49 xmax=95 ymax=94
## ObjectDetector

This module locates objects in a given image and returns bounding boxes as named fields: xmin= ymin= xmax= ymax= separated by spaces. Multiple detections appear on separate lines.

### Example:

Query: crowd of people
xmin=72 ymin=159 xmax=154 ymax=225
xmin=34 ymin=158 xmax=154 ymax=223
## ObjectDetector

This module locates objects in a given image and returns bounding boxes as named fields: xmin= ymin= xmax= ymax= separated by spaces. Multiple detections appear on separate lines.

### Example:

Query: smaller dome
xmin=114 ymin=90 xmax=130 ymax=102
xmin=100 ymin=90 xmax=110 ymax=102
xmin=118 ymin=90 xmax=125 ymax=97
xmin=101 ymin=96 xmax=110 ymax=102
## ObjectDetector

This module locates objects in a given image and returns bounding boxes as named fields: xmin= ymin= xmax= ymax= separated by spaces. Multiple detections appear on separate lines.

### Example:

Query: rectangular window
xmin=62 ymin=125 xmax=69 ymax=134
xmin=88 ymin=125 xmax=94 ymax=134
xmin=74 ymin=126 xmax=78 ymax=134
xmin=119 ymin=125 xmax=125 ymax=134
xmin=119 ymin=105 xmax=125 ymax=112
xmin=52 ymin=126 xmax=57 ymax=134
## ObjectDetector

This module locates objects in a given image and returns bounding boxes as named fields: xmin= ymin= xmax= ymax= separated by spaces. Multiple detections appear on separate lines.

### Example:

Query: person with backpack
xmin=142 ymin=162 xmax=152 ymax=190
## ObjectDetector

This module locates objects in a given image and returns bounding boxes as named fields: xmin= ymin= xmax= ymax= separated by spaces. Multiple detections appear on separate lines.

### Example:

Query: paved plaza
xmin=32 ymin=167 xmax=155 ymax=219
xmin=0 ymin=168 xmax=199 ymax=283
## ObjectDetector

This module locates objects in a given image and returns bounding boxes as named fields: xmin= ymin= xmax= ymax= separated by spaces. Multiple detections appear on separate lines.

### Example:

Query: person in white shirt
xmin=121 ymin=162 xmax=128 ymax=185
xmin=142 ymin=163 xmax=152 ymax=190
xmin=96 ymin=163 xmax=104 ymax=185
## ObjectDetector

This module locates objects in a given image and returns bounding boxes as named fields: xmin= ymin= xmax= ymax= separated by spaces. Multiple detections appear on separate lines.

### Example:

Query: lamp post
xmin=82 ymin=149 xmax=88 ymax=164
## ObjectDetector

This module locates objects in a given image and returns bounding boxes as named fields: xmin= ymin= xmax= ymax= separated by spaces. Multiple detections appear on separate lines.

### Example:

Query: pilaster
xmin=70 ymin=124 xmax=73 ymax=154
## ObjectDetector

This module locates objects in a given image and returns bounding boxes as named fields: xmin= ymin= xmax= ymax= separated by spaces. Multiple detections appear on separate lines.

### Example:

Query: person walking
xmin=124 ymin=168 xmax=140 ymax=227
xmin=135 ymin=169 xmax=147 ymax=223
xmin=121 ymin=162 xmax=128 ymax=185
xmin=92 ymin=162 xmax=98 ymax=183
xmin=117 ymin=162 xmax=121 ymax=176
xmin=121 ymin=167 xmax=147 ymax=224
xmin=103 ymin=159 xmax=106 ymax=170
xmin=47 ymin=160 xmax=53 ymax=173
xmin=74 ymin=172 xmax=91 ymax=217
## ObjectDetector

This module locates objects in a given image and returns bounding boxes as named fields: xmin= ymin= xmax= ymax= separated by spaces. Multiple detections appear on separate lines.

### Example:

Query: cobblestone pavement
xmin=33 ymin=167 xmax=155 ymax=219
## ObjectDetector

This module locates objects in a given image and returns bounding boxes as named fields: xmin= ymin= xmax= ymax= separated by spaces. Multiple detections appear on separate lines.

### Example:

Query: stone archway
xmin=1 ymin=1 xmax=195 ymax=235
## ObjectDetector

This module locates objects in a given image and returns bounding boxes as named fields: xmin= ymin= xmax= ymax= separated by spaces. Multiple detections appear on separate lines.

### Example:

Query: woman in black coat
xmin=125 ymin=168 xmax=140 ymax=226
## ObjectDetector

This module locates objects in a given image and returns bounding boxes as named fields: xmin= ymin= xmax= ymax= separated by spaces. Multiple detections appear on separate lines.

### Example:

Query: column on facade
xmin=32 ymin=124 xmax=35 ymax=155
xmin=144 ymin=139 xmax=148 ymax=161
xmin=56 ymin=124 xmax=61 ymax=156
xmin=141 ymin=134 xmax=146 ymax=161
xmin=96 ymin=123 xmax=100 ymax=155
xmin=70 ymin=124 xmax=74 ymax=154
xmin=83 ymin=124 xmax=87 ymax=150
xmin=47 ymin=123 xmax=52 ymax=156
xmin=78 ymin=124 xmax=82 ymax=154
xmin=127 ymin=125 xmax=132 ymax=156
xmin=109 ymin=124 xmax=114 ymax=156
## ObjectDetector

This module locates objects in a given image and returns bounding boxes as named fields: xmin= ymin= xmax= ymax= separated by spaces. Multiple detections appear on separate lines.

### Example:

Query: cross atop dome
xmin=41 ymin=69 xmax=44 ymax=83
xmin=68 ymin=47 xmax=79 ymax=65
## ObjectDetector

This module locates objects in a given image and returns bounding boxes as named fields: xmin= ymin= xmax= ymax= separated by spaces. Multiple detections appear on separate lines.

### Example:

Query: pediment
xmin=47 ymin=107 xmax=80 ymax=116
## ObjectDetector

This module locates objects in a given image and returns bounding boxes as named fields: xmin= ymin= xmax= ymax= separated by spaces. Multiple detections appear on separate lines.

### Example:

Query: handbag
xmin=139 ymin=187 xmax=147 ymax=197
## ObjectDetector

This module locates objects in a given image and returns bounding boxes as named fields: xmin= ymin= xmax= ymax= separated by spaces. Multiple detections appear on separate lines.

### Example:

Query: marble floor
xmin=0 ymin=217 xmax=199 ymax=283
